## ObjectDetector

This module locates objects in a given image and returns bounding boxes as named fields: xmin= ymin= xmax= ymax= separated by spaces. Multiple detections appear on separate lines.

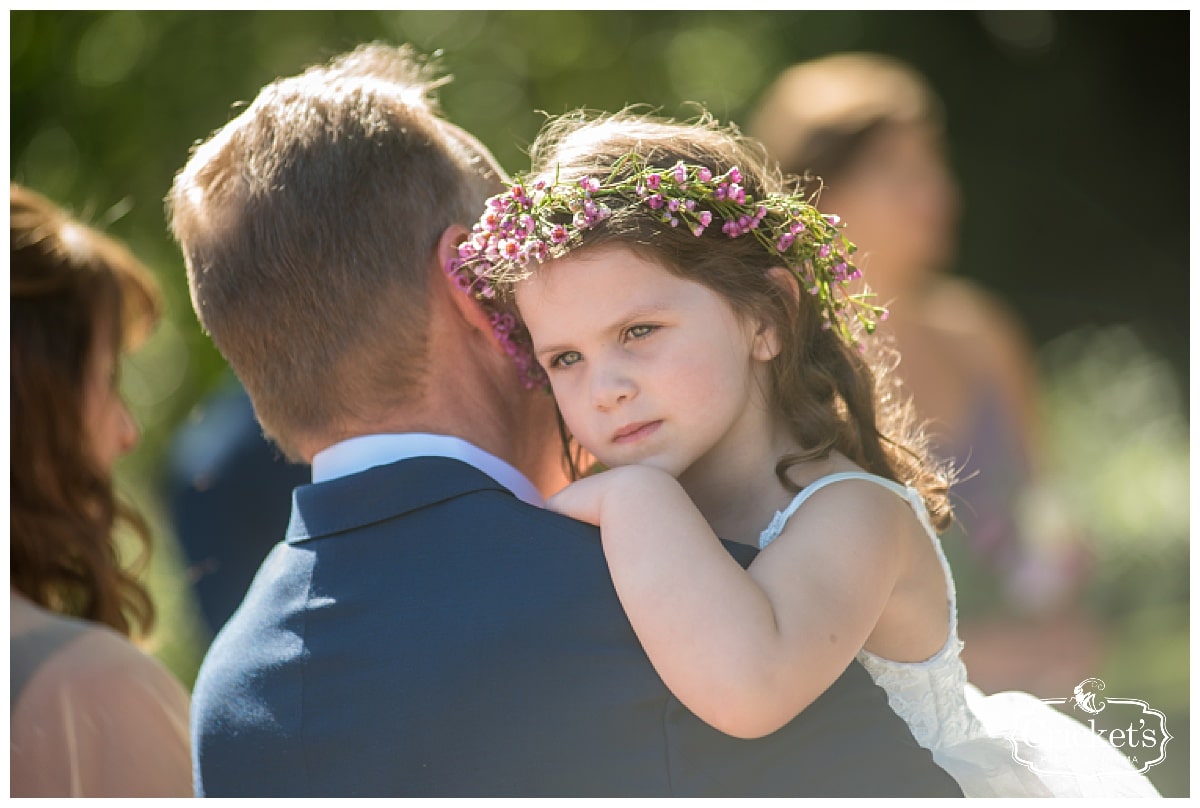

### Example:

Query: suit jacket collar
xmin=286 ymin=456 xmax=513 ymax=544
xmin=285 ymin=455 xmax=763 ymax=571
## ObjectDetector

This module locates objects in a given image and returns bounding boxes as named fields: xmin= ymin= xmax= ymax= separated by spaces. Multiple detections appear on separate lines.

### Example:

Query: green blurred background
xmin=10 ymin=10 xmax=1189 ymax=796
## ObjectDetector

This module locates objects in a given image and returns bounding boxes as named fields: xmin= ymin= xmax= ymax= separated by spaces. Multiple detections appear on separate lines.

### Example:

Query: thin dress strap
xmin=757 ymin=471 xmax=957 ymax=636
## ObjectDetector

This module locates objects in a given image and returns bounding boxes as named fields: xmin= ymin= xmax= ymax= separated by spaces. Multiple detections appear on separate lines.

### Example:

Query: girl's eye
xmin=550 ymin=350 xmax=583 ymax=368
xmin=625 ymin=324 xmax=658 ymax=340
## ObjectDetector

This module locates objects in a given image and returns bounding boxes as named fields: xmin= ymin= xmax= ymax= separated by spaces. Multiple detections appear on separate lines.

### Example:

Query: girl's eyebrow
xmin=534 ymin=302 xmax=670 ymax=360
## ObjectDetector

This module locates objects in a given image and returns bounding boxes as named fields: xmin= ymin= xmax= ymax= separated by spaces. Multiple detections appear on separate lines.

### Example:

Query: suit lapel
xmin=285 ymin=456 xmax=514 ymax=543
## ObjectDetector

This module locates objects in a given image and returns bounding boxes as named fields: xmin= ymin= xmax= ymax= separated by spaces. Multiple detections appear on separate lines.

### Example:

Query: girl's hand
xmin=545 ymin=465 xmax=677 ymax=526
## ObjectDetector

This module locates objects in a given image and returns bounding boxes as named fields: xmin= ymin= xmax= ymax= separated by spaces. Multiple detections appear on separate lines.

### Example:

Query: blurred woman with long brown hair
xmin=10 ymin=182 xmax=192 ymax=797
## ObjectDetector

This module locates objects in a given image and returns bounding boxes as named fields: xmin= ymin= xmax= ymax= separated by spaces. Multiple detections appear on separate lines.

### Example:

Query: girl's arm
xmin=547 ymin=464 xmax=905 ymax=739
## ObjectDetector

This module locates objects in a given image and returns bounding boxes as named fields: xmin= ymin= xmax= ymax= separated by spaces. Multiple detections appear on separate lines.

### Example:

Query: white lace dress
xmin=758 ymin=471 xmax=1161 ymax=798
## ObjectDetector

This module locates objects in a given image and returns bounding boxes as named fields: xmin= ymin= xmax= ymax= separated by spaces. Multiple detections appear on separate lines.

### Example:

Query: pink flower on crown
xmin=457 ymin=242 xmax=477 ymax=260
xmin=698 ymin=211 xmax=713 ymax=227
xmin=550 ymin=224 xmax=570 ymax=244
xmin=697 ymin=167 xmax=713 ymax=183
xmin=818 ymin=243 xmax=832 ymax=258
xmin=727 ymin=167 xmax=743 ymax=184
xmin=672 ymin=162 xmax=688 ymax=183
xmin=646 ymin=173 xmax=662 ymax=190
xmin=498 ymin=238 xmax=521 ymax=260
xmin=580 ymin=176 xmax=600 ymax=194
xmin=646 ymin=194 xmax=664 ymax=210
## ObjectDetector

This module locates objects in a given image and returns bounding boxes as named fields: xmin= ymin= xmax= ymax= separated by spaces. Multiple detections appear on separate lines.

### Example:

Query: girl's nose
xmin=591 ymin=364 xmax=638 ymax=411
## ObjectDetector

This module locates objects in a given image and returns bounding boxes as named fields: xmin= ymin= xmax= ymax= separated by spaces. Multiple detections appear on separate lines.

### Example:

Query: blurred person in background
xmin=165 ymin=371 xmax=309 ymax=641
xmin=748 ymin=52 xmax=1097 ymax=696
xmin=10 ymin=183 xmax=192 ymax=797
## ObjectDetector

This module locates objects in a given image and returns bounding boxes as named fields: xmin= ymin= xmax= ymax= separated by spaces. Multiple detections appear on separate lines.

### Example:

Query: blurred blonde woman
xmin=10 ymin=183 xmax=192 ymax=797
xmin=749 ymin=54 xmax=1096 ymax=695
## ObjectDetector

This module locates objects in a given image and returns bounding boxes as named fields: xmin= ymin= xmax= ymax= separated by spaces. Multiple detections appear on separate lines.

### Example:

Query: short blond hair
xmin=168 ymin=43 xmax=503 ymax=458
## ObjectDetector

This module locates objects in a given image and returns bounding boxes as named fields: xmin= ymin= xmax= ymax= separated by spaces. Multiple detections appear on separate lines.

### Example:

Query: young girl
xmin=446 ymin=111 xmax=1161 ymax=798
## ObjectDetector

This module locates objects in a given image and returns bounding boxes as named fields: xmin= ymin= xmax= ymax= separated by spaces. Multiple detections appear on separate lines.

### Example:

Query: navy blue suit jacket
xmin=190 ymin=456 xmax=962 ymax=797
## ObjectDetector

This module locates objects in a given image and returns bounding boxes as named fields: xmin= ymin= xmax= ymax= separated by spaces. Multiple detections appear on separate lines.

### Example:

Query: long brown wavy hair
xmin=11 ymin=183 xmax=162 ymax=637
xmin=519 ymin=110 xmax=955 ymax=531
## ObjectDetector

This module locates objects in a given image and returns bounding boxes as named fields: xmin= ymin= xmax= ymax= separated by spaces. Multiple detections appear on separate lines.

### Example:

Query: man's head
xmin=168 ymin=43 xmax=504 ymax=460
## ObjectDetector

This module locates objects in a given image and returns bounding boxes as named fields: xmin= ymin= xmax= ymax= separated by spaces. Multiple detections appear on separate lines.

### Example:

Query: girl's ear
xmin=753 ymin=266 xmax=799 ymax=362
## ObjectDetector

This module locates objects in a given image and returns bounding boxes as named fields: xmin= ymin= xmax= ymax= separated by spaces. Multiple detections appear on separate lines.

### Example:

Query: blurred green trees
xmin=10 ymin=11 xmax=1188 ymax=796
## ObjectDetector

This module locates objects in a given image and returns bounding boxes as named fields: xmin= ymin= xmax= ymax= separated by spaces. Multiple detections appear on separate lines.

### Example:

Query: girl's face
xmin=515 ymin=244 xmax=779 ymax=481
xmin=83 ymin=326 xmax=140 ymax=475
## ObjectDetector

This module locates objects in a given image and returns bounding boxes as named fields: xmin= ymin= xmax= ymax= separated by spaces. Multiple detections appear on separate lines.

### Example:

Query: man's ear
xmin=436 ymin=224 xmax=499 ymax=341
xmin=752 ymin=266 xmax=799 ymax=362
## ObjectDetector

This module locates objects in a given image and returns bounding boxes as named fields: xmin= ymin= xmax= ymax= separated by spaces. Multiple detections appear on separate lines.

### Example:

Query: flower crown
xmin=444 ymin=153 xmax=886 ymax=390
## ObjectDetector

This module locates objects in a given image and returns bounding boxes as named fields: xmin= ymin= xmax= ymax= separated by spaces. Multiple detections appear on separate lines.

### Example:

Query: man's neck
xmin=311 ymin=433 xmax=545 ymax=506
xmin=302 ymin=386 xmax=568 ymax=499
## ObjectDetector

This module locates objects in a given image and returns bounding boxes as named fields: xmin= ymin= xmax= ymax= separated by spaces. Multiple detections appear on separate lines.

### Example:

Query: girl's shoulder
xmin=763 ymin=459 xmax=926 ymax=555
xmin=780 ymin=454 xmax=912 ymax=514
xmin=788 ymin=471 xmax=917 ymax=531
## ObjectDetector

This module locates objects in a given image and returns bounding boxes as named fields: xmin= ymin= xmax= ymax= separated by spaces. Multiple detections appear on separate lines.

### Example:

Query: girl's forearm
xmin=597 ymin=466 xmax=810 ymax=738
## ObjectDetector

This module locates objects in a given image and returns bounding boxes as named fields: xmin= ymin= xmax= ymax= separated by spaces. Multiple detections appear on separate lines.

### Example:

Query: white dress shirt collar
xmin=311 ymin=433 xmax=544 ymax=507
